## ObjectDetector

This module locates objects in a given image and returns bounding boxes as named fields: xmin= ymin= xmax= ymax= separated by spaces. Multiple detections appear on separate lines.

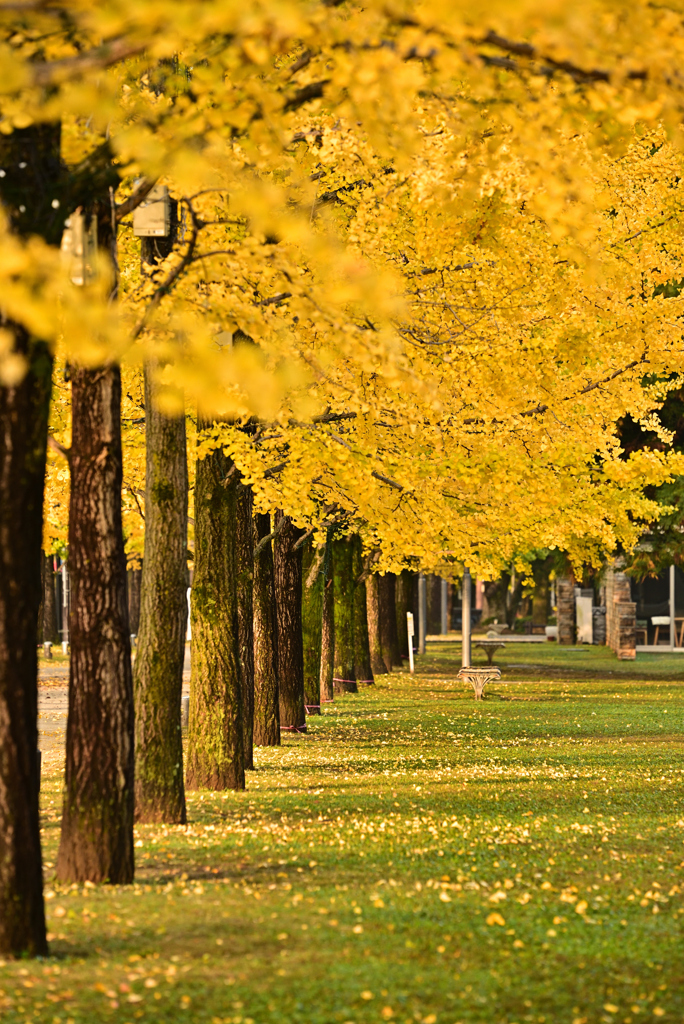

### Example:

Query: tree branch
xmin=253 ymin=513 xmax=287 ymax=559
xmin=131 ymin=198 xmax=199 ymax=340
xmin=48 ymin=434 xmax=71 ymax=465
xmin=32 ymin=37 xmax=146 ymax=88
xmin=372 ymin=470 xmax=403 ymax=491
xmin=116 ymin=177 xmax=157 ymax=222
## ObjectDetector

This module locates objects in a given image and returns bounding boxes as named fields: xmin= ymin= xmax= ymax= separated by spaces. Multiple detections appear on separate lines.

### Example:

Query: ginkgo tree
xmin=3 ymin=0 xmax=684 ymax=961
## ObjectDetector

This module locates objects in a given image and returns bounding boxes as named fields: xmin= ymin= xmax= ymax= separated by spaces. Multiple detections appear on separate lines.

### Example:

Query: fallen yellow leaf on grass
xmin=575 ymin=901 xmax=588 ymax=915
xmin=486 ymin=912 xmax=505 ymax=926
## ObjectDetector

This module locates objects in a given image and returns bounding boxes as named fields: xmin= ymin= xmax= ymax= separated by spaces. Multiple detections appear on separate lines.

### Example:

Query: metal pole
xmin=61 ymin=561 xmax=69 ymax=654
xmin=670 ymin=564 xmax=676 ymax=650
xmin=462 ymin=567 xmax=471 ymax=668
xmin=418 ymin=573 xmax=427 ymax=655
xmin=440 ymin=578 xmax=448 ymax=635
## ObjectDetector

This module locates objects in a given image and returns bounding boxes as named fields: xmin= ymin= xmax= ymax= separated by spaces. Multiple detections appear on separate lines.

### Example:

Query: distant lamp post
xmin=462 ymin=568 xmax=472 ymax=668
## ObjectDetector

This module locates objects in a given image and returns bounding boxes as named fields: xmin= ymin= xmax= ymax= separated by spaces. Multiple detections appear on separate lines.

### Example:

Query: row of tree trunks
xmin=56 ymin=363 xmax=135 ymax=884
xmin=132 ymin=365 xmax=188 ymax=826
xmin=274 ymin=512 xmax=306 ymax=732
xmin=320 ymin=542 xmax=335 ymax=704
xmin=0 ymin=122 xmax=63 ymax=956
xmin=332 ymin=535 xmax=357 ymax=693
xmin=367 ymin=572 xmax=404 ymax=674
xmin=253 ymin=513 xmax=280 ymax=745
xmin=186 ymin=435 xmax=245 ymax=790
xmin=352 ymin=537 xmax=374 ymax=685
xmin=302 ymin=540 xmax=324 ymax=713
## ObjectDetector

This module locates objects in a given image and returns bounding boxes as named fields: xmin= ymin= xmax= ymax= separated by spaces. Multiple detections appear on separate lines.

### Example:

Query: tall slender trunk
xmin=385 ymin=574 xmax=402 ymax=667
xmin=366 ymin=574 xmax=389 ymax=674
xmin=0 ymin=331 xmax=51 ymax=954
xmin=253 ymin=513 xmax=280 ymax=745
xmin=426 ymin=574 xmax=441 ymax=634
xmin=127 ymin=567 xmax=142 ymax=636
xmin=352 ymin=537 xmax=373 ymax=685
xmin=274 ymin=512 xmax=306 ymax=733
xmin=332 ymin=535 xmax=357 ymax=693
xmin=320 ymin=541 xmax=335 ymax=704
xmin=236 ymin=485 xmax=254 ymax=768
xmin=0 ymin=122 xmax=63 ymax=956
xmin=302 ymin=540 xmax=323 ymax=714
xmin=377 ymin=574 xmax=397 ymax=671
xmin=42 ymin=554 xmax=60 ymax=644
xmin=56 ymin=363 xmax=135 ymax=883
xmin=395 ymin=570 xmax=411 ymax=661
xmin=186 ymin=434 xmax=244 ymax=790
xmin=133 ymin=366 xmax=188 ymax=824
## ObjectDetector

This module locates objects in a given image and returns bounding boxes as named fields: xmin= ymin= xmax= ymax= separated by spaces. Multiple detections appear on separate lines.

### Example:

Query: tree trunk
xmin=426 ymin=573 xmax=441 ymax=634
xmin=377 ymin=575 xmax=396 ymax=671
xmin=253 ymin=513 xmax=280 ymax=745
xmin=302 ymin=539 xmax=323 ymax=714
xmin=42 ymin=555 xmax=60 ymax=645
xmin=56 ymin=364 xmax=135 ymax=884
xmin=333 ymin=535 xmax=357 ymax=693
xmin=236 ymin=485 xmax=254 ymax=768
xmin=0 ymin=122 xmax=64 ymax=956
xmin=352 ymin=537 xmax=373 ymax=685
xmin=274 ymin=512 xmax=306 ymax=733
xmin=133 ymin=366 xmax=188 ymax=825
xmin=320 ymin=541 xmax=335 ymax=704
xmin=395 ymin=570 xmax=411 ymax=661
xmin=366 ymin=574 xmax=389 ymax=674
xmin=186 ymin=433 xmax=244 ymax=790
xmin=128 ymin=567 xmax=142 ymax=636
xmin=0 ymin=330 xmax=51 ymax=955
xmin=385 ymin=574 xmax=402 ymax=668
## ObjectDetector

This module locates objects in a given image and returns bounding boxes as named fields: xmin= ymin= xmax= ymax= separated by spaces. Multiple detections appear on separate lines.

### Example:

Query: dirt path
xmin=38 ymin=647 xmax=191 ymax=772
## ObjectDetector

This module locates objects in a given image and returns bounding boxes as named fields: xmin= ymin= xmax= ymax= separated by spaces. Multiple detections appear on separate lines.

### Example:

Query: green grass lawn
xmin=4 ymin=644 xmax=684 ymax=1024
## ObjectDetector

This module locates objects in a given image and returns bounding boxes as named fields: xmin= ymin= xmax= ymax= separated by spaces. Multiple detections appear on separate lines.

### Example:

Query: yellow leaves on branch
xmin=5 ymin=1 xmax=684 ymax=568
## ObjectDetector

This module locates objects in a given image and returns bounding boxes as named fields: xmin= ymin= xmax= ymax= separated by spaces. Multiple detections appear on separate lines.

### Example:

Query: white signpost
xmin=407 ymin=612 xmax=415 ymax=673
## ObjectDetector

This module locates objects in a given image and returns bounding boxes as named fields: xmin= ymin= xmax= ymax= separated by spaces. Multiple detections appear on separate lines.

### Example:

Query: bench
xmin=474 ymin=639 xmax=506 ymax=665
xmin=458 ymin=666 xmax=501 ymax=700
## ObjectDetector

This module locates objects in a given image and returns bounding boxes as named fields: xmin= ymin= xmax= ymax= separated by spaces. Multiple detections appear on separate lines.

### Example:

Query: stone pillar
xmin=605 ymin=565 xmax=636 ymax=660
xmin=557 ymin=577 xmax=575 ymax=645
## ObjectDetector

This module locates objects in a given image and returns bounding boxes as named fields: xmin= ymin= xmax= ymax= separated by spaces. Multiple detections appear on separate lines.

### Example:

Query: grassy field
xmin=4 ymin=644 xmax=684 ymax=1024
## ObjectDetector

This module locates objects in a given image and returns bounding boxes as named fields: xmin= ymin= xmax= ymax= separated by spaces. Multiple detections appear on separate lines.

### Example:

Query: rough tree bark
xmin=236 ymin=484 xmax=255 ymax=768
xmin=56 ymin=361 xmax=135 ymax=883
xmin=352 ymin=537 xmax=373 ymax=685
xmin=367 ymin=574 xmax=390 ymax=675
xmin=133 ymin=365 xmax=188 ymax=825
xmin=186 ymin=435 xmax=244 ymax=789
xmin=0 ymin=122 xmax=63 ymax=956
xmin=395 ymin=570 xmax=412 ymax=661
xmin=253 ymin=513 xmax=280 ymax=745
xmin=320 ymin=541 xmax=335 ymax=704
xmin=302 ymin=539 xmax=323 ymax=714
xmin=274 ymin=512 xmax=306 ymax=733
xmin=332 ymin=535 xmax=357 ymax=693
xmin=0 ymin=333 xmax=51 ymax=951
